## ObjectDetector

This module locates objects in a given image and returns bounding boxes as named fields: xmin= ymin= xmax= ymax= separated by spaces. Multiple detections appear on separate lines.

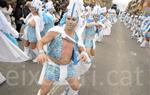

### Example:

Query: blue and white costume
xmin=95 ymin=12 xmax=106 ymax=42
xmin=22 ymin=0 xmax=44 ymax=58
xmin=38 ymin=0 xmax=91 ymax=94
xmin=0 ymin=10 xmax=29 ymax=62
xmin=41 ymin=11 xmax=55 ymax=37
xmin=108 ymin=9 xmax=117 ymax=24
xmin=84 ymin=17 xmax=96 ymax=48
xmin=42 ymin=27 xmax=79 ymax=82
xmin=23 ymin=12 xmax=42 ymax=43
xmin=41 ymin=1 xmax=55 ymax=37
xmin=38 ymin=26 xmax=91 ymax=95
xmin=140 ymin=16 xmax=150 ymax=47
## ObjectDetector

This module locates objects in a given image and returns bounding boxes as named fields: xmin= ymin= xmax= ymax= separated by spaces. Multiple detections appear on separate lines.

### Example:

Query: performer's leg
xmin=67 ymin=77 xmax=80 ymax=95
xmin=146 ymin=38 xmax=149 ymax=44
xmin=23 ymin=40 xmax=30 ymax=47
xmin=39 ymin=79 xmax=53 ymax=95
xmin=86 ymin=48 xmax=92 ymax=57
xmin=23 ymin=40 xmax=30 ymax=55
xmin=31 ymin=43 xmax=38 ymax=56
xmin=140 ymin=38 xmax=148 ymax=47
xmin=91 ymin=48 xmax=95 ymax=57
xmin=98 ymin=32 xmax=103 ymax=42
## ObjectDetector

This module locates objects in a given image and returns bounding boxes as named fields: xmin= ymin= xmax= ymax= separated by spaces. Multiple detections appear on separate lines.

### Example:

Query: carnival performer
xmin=36 ymin=0 xmax=90 ymax=95
xmin=140 ymin=16 xmax=150 ymax=47
xmin=0 ymin=9 xmax=29 ymax=85
xmin=21 ymin=0 xmax=44 ymax=60
xmin=41 ymin=0 xmax=55 ymax=37
xmin=95 ymin=7 xmax=106 ymax=42
xmin=108 ymin=9 xmax=117 ymax=24
xmin=0 ymin=1 xmax=18 ymax=46
xmin=83 ymin=5 xmax=104 ymax=58
xmin=0 ymin=0 xmax=13 ymax=23
xmin=0 ymin=9 xmax=29 ymax=62
xmin=102 ymin=8 xmax=112 ymax=36
xmin=131 ymin=15 xmax=139 ymax=38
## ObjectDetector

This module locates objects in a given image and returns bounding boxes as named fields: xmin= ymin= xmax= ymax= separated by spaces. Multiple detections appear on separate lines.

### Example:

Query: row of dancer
xmin=119 ymin=11 xmax=150 ymax=48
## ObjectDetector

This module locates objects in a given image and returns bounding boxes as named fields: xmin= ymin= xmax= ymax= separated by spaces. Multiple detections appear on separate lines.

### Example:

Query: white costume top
xmin=0 ymin=10 xmax=29 ymax=62
xmin=0 ymin=5 xmax=13 ymax=23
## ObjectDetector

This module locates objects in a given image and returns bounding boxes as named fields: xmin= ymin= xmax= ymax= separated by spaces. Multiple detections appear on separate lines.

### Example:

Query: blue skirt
xmin=27 ymin=26 xmax=37 ymax=42
xmin=84 ymin=39 xmax=93 ymax=48
xmin=44 ymin=61 xmax=76 ymax=81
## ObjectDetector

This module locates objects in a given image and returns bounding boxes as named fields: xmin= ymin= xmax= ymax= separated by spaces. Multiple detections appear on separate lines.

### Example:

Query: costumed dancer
xmin=108 ymin=9 xmax=117 ymax=24
xmin=101 ymin=7 xmax=112 ymax=36
xmin=0 ymin=1 xmax=18 ymax=46
xmin=127 ymin=14 xmax=133 ymax=29
xmin=83 ymin=5 xmax=104 ymax=59
xmin=131 ymin=15 xmax=138 ymax=38
xmin=41 ymin=0 xmax=55 ymax=37
xmin=0 ymin=0 xmax=13 ymax=23
xmin=95 ymin=7 xmax=106 ymax=42
xmin=140 ymin=16 xmax=150 ymax=47
xmin=136 ymin=15 xmax=143 ymax=43
xmin=0 ymin=10 xmax=29 ymax=85
xmin=0 ymin=10 xmax=29 ymax=62
xmin=21 ymin=0 xmax=44 ymax=60
xmin=37 ymin=0 xmax=90 ymax=95
xmin=137 ymin=15 xmax=146 ymax=43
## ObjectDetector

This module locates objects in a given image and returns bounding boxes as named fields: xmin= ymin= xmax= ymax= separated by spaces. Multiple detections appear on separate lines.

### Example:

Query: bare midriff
xmin=49 ymin=38 xmax=74 ymax=65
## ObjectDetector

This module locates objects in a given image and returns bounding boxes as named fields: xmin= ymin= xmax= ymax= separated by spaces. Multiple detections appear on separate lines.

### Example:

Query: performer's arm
xmin=37 ymin=31 xmax=58 ymax=63
xmin=78 ymin=46 xmax=88 ymax=62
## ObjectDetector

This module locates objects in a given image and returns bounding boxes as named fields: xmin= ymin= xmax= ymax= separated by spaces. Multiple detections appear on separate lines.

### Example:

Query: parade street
xmin=0 ymin=21 xmax=150 ymax=95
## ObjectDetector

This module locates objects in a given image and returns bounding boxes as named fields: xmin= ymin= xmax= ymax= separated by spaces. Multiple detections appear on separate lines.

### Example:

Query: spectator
xmin=0 ymin=0 xmax=13 ymax=23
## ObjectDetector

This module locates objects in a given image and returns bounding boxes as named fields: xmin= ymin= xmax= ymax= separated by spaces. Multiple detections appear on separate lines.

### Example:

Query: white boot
xmin=0 ymin=72 xmax=6 ymax=85
xmin=131 ymin=30 xmax=136 ymax=38
xmin=67 ymin=87 xmax=79 ymax=95
xmin=140 ymin=40 xmax=147 ymax=47
xmin=137 ymin=36 xmax=143 ymax=43
xmin=61 ymin=86 xmax=80 ymax=95
xmin=60 ymin=86 xmax=69 ymax=95
xmin=24 ymin=46 xmax=29 ymax=56
xmin=90 ymin=56 xmax=95 ymax=63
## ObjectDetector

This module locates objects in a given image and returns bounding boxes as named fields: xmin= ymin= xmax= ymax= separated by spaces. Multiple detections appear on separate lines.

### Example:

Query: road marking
xmin=100 ymin=82 xmax=104 ymax=86
xmin=130 ymin=51 xmax=137 ymax=56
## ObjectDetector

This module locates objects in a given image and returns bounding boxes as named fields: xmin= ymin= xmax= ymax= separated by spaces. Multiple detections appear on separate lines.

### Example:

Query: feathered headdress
xmin=32 ymin=0 xmax=42 ymax=11
xmin=67 ymin=0 xmax=84 ymax=18
xmin=92 ymin=5 xmax=101 ymax=15
xmin=99 ymin=7 xmax=107 ymax=14
xmin=45 ymin=0 xmax=54 ymax=11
